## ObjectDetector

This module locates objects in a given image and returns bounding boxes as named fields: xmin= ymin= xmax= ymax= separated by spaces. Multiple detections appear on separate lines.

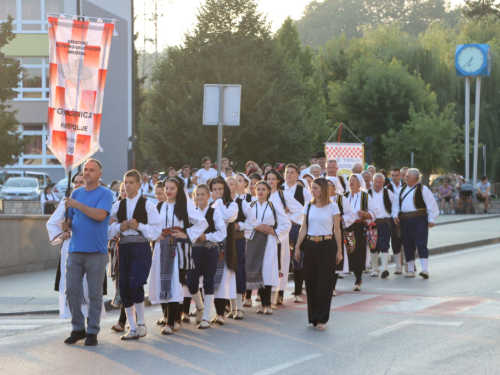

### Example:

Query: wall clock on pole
xmin=455 ymin=44 xmax=491 ymax=189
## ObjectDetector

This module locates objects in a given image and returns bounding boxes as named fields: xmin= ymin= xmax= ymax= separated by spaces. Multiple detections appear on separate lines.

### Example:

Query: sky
xmin=135 ymin=0 xmax=464 ymax=52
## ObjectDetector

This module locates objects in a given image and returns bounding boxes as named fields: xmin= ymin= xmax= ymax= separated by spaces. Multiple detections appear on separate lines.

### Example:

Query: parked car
xmin=0 ymin=170 xmax=23 ymax=187
xmin=0 ymin=171 xmax=52 ymax=192
xmin=52 ymin=178 xmax=70 ymax=200
xmin=0 ymin=177 xmax=40 ymax=201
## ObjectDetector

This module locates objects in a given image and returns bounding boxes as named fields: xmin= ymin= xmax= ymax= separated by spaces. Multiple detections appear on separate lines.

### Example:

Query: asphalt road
xmin=1 ymin=243 xmax=500 ymax=375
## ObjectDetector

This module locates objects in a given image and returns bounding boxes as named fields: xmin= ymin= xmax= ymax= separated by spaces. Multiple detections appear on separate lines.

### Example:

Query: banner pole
xmin=64 ymin=171 xmax=72 ymax=222
xmin=337 ymin=123 xmax=343 ymax=143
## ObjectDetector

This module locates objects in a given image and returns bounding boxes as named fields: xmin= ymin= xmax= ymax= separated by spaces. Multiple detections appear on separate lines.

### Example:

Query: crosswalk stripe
xmin=456 ymin=300 xmax=500 ymax=318
xmin=377 ymin=297 xmax=452 ymax=314
xmin=0 ymin=319 xmax=68 ymax=325
xmin=0 ymin=325 xmax=43 ymax=330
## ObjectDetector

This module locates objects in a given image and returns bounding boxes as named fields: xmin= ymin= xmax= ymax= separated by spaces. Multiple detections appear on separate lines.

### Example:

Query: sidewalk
xmin=1 ymin=216 xmax=499 ymax=316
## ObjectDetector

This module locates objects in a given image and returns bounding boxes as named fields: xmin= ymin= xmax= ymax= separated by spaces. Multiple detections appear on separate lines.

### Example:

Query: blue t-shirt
xmin=68 ymin=186 xmax=113 ymax=254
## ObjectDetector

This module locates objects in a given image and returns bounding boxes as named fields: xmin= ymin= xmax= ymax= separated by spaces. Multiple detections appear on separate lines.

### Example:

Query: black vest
xmin=294 ymin=185 xmax=305 ymax=206
xmin=368 ymin=188 xmax=392 ymax=214
xmin=117 ymin=196 xmax=148 ymax=224
xmin=399 ymin=183 xmax=427 ymax=211
xmin=204 ymin=207 xmax=216 ymax=234
xmin=336 ymin=194 xmax=344 ymax=216
xmin=387 ymin=182 xmax=406 ymax=193
xmin=338 ymin=176 xmax=347 ymax=191
xmin=235 ymin=198 xmax=247 ymax=223
xmin=245 ymin=193 xmax=252 ymax=203
xmin=344 ymin=191 xmax=369 ymax=211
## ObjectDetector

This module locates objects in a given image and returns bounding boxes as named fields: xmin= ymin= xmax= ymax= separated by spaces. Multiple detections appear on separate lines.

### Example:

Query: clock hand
xmin=465 ymin=57 xmax=473 ymax=67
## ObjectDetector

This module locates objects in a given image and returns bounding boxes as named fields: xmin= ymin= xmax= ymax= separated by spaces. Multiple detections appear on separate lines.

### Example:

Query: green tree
xmin=330 ymin=57 xmax=439 ymax=165
xmin=0 ymin=17 xmax=25 ymax=167
xmin=462 ymin=0 xmax=500 ymax=19
xmin=382 ymin=104 xmax=461 ymax=184
xmin=140 ymin=0 xmax=327 ymax=169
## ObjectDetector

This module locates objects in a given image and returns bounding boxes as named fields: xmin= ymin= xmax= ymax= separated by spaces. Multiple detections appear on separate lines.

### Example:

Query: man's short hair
xmin=316 ymin=150 xmax=326 ymax=158
xmin=408 ymin=168 xmax=420 ymax=180
xmin=327 ymin=158 xmax=337 ymax=164
xmin=310 ymin=154 xmax=317 ymax=159
xmin=481 ymin=176 xmax=488 ymax=181
xmin=152 ymin=171 xmax=159 ymax=176
xmin=221 ymin=158 xmax=229 ymax=163
xmin=285 ymin=163 xmax=299 ymax=173
xmin=225 ymin=167 xmax=233 ymax=173
xmin=71 ymin=172 xmax=83 ymax=183
xmin=400 ymin=166 xmax=409 ymax=172
xmin=124 ymin=169 xmax=141 ymax=183
xmin=85 ymin=158 xmax=102 ymax=170
xmin=391 ymin=168 xmax=400 ymax=173
xmin=373 ymin=173 xmax=385 ymax=180
xmin=298 ymin=163 xmax=306 ymax=168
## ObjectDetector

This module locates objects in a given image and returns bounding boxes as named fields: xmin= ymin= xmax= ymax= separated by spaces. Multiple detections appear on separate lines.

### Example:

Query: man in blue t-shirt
xmin=61 ymin=158 xmax=113 ymax=346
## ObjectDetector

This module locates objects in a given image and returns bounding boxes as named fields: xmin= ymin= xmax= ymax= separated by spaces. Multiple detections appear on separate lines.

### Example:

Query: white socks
xmin=394 ymin=252 xmax=402 ymax=270
xmin=191 ymin=291 xmax=204 ymax=311
xmin=236 ymin=294 xmax=243 ymax=311
xmin=381 ymin=253 xmax=389 ymax=271
xmin=125 ymin=305 xmax=137 ymax=332
xmin=407 ymin=260 xmax=415 ymax=273
xmin=420 ymin=258 xmax=428 ymax=272
xmin=135 ymin=301 xmax=145 ymax=325
xmin=370 ymin=253 xmax=379 ymax=271
xmin=202 ymin=295 xmax=214 ymax=321
xmin=366 ymin=248 xmax=371 ymax=268
xmin=271 ymin=291 xmax=277 ymax=305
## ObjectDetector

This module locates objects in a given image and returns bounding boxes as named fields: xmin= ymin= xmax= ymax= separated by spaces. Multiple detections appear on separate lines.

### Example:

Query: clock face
xmin=458 ymin=46 xmax=484 ymax=73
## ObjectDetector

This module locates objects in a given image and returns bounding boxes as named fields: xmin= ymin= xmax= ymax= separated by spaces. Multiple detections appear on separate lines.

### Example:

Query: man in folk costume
xmin=282 ymin=164 xmax=312 ymax=303
xmin=367 ymin=174 xmax=398 ymax=278
xmin=394 ymin=168 xmax=439 ymax=279
xmin=325 ymin=159 xmax=349 ymax=193
xmin=108 ymin=170 xmax=162 ymax=340
xmin=387 ymin=168 xmax=405 ymax=273
xmin=299 ymin=154 xmax=318 ymax=178
xmin=144 ymin=171 xmax=160 ymax=204
xmin=140 ymin=172 xmax=154 ymax=198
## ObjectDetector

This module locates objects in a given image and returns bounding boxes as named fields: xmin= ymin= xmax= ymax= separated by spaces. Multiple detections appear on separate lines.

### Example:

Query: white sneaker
xmin=293 ymin=295 xmax=303 ymax=303
xmin=332 ymin=291 xmax=337 ymax=297
xmin=370 ymin=271 xmax=379 ymax=277
xmin=440 ymin=210 xmax=444 ymax=214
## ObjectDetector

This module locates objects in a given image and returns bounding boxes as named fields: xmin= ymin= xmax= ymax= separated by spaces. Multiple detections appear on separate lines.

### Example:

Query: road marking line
xmin=368 ymin=320 xmax=463 ymax=337
xmin=252 ymin=354 xmax=323 ymax=375
xmin=457 ymin=300 xmax=500 ymax=318
xmin=377 ymin=297 xmax=451 ymax=314
xmin=296 ymin=293 xmax=381 ymax=309
xmin=376 ymin=288 xmax=416 ymax=292
xmin=0 ymin=319 xmax=68 ymax=325
xmin=0 ymin=325 xmax=43 ymax=330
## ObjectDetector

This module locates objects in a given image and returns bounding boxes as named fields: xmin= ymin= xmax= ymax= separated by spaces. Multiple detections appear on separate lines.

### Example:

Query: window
xmin=12 ymin=56 xmax=49 ymax=100
xmin=8 ymin=124 xmax=63 ymax=168
xmin=0 ymin=0 xmax=64 ymax=33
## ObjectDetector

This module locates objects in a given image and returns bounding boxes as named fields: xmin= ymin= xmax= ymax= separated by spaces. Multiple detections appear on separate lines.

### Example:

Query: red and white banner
xmin=46 ymin=15 xmax=115 ymax=172
xmin=325 ymin=143 xmax=364 ymax=177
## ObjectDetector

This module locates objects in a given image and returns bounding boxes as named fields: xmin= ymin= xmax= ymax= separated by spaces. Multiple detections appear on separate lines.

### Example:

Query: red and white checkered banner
xmin=46 ymin=15 xmax=115 ymax=172
xmin=325 ymin=143 xmax=364 ymax=176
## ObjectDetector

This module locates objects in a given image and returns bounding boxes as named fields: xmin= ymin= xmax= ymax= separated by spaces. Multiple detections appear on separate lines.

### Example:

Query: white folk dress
xmin=269 ymin=190 xmax=303 ymax=292
xmin=211 ymin=199 xmax=238 ymax=299
xmin=245 ymin=201 xmax=291 ymax=287
xmin=149 ymin=202 xmax=207 ymax=304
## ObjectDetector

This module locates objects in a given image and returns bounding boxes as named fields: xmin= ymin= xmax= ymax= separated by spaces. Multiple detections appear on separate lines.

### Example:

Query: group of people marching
xmin=47 ymin=153 xmax=439 ymax=346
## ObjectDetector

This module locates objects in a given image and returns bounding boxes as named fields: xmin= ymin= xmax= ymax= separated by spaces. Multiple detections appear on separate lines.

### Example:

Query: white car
xmin=52 ymin=178 xmax=70 ymax=200
xmin=0 ymin=177 xmax=40 ymax=201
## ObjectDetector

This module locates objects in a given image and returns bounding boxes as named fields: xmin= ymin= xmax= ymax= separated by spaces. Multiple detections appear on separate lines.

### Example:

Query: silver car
xmin=52 ymin=178 xmax=70 ymax=200
xmin=0 ymin=177 xmax=40 ymax=201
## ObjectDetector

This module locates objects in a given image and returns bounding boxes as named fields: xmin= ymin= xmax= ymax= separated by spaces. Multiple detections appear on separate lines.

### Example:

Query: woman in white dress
xmin=149 ymin=176 xmax=207 ymax=335
xmin=265 ymin=169 xmax=303 ymax=307
xmin=245 ymin=181 xmax=291 ymax=315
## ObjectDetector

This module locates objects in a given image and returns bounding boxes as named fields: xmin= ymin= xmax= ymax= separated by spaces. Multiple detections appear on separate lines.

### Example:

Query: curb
xmin=2 ymin=237 xmax=499 ymax=317
xmin=434 ymin=214 xmax=500 ymax=227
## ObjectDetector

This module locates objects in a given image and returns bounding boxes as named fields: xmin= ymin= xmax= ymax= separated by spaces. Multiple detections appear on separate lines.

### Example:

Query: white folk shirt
xmin=303 ymin=202 xmax=340 ymax=236
xmin=211 ymin=198 xmax=238 ymax=227
xmin=197 ymin=205 xmax=227 ymax=243
xmin=269 ymin=190 xmax=304 ymax=225
xmin=233 ymin=197 xmax=258 ymax=232
xmin=370 ymin=188 xmax=397 ymax=219
xmin=108 ymin=194 xmax=162 ymax=240
xmin=393 ymin=184 xmax=440 ymax=223
xmin=390 ymin=181 xmax=404 ymax=196
xmin=332 ymin=194 xmax=356 ymax=227
xmin=347 ymin=191 xmax=377 ymax=222
xmin=195 ymin=168 xmax=225 ymax=184
xmin=283 ymin=183 xmax=313 ymax=205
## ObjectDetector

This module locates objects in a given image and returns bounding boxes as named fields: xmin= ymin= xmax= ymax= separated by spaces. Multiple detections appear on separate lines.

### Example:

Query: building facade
xmin=0 ymin=0 xmax=132 ymax=183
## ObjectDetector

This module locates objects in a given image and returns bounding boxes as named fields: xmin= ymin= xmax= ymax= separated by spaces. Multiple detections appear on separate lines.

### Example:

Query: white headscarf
xmin=326 ymin=176 xmax=344 ymax=195
xmin=299 ymin=178 xmax=311 ymax=192
xmin=350 ymin=173 xmax=366 ymax=191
